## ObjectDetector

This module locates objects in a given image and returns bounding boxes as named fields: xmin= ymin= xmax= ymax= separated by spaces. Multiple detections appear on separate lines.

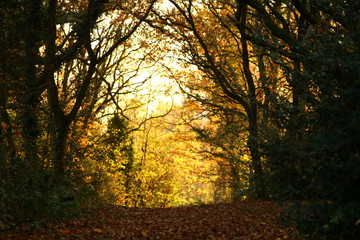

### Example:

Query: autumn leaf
xmin=3 ymin=201 xmax=306 ymax=240
xmin=60 ymin=229 xmax=71 ymax=234
xmin=93 ymin=228 xmax=102 ymax=233
xmin=141 ymin=231 xmax=149 ymax=238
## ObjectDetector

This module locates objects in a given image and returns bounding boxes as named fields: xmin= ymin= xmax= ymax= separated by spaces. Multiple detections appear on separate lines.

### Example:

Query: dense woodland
xmin=0 ymin=0 xmax=359 ymax=239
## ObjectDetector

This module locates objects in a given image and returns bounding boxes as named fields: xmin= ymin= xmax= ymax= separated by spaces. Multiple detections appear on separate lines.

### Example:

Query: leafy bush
xmin=0 ymin=169 xmax=80 ymax=231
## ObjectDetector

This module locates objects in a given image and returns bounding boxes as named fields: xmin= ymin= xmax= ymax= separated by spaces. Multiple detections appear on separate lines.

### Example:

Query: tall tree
xmin=150 ymin=1 xmax=359 ymax=237
xmin=150 ymin=0 xmax=269 ymax=198
xmin=228 ymin=0 xmax=360 ymax=238
xmin=44 ymin=0 xmax=156 ymax=178
xmin=0 ymin=0 xmax=158 ymax=227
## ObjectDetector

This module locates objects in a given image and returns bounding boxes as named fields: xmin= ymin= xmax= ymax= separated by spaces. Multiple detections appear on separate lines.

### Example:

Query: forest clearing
xmin=3 ymin=200 xmax=305 ymax=240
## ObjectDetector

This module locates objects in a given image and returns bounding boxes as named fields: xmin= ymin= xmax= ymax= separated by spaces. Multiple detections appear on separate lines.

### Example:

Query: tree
xmin=0 ymin=0 xmax=159 ymax=228
xmin=45 ymin=0 xmax=156 ymax=179
xmin=149 ymin=0 xmax=359 ymax=237
xmin=1 ymin=0 xmax=157 ymax=177
xmin=227 ymin=0 xmax=360 ymax=238
xmin=149 ymin=0 xmax=270 ymax=198
xmin=189 ymin=107 xmax=251 ymax=202
xmin=132 ymin=102 xmax=218 ymax=207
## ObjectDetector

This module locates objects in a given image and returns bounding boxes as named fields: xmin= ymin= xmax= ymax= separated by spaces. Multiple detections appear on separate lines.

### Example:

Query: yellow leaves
xmin=93 ymin=228 xmax=103 ymax=233
xmin=141 ymin=230 xmax=149 ymax=238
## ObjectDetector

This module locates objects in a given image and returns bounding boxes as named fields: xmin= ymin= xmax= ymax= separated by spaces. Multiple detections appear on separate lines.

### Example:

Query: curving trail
xmin=3 ymin=200 xmax=306 ymax=240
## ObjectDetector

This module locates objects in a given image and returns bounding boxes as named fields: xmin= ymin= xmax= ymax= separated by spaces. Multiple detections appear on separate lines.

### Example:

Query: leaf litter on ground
xmin=2 ymin=200 xmax=306 ymax=240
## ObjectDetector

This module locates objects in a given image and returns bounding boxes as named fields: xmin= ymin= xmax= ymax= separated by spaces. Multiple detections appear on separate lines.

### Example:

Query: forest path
xmin=3 ymin=200 xmax=305 ymax=240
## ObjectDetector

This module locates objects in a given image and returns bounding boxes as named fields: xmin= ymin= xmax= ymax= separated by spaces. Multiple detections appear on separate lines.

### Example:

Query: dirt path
xmin=2 ymin=200 xmax=305 ymax=240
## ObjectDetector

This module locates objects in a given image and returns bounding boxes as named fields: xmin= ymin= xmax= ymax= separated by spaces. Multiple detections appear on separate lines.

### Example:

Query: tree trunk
xmin=46 ymin=0 xmax=68 ymax=179
xmin=20 ymin=0 xmax=44 ymax=167
xmin=51 ymin=117 xmax=70 ymax=179
xmin=236 ymin=3 xmax=268 ymax=199
xmin=230 ymin=156 xmax=243 ymax=201
xmin=248 ymin=105 xmax=268 ymax=199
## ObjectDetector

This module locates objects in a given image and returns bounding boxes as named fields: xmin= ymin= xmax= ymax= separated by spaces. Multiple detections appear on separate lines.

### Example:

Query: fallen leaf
xmin=4 ymin=201 xmax=306 ymax=240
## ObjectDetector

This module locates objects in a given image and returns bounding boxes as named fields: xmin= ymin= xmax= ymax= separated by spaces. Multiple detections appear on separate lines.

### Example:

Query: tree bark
xmin=236 ymin=3 xmax=268 ymax=199
xmin=20 ymin=0 xmax=44 ymax=167
xmin=248 ymin=116 xmax=267 ymax=199
xmin=51 ymin=118 xmax=70 ymax=179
